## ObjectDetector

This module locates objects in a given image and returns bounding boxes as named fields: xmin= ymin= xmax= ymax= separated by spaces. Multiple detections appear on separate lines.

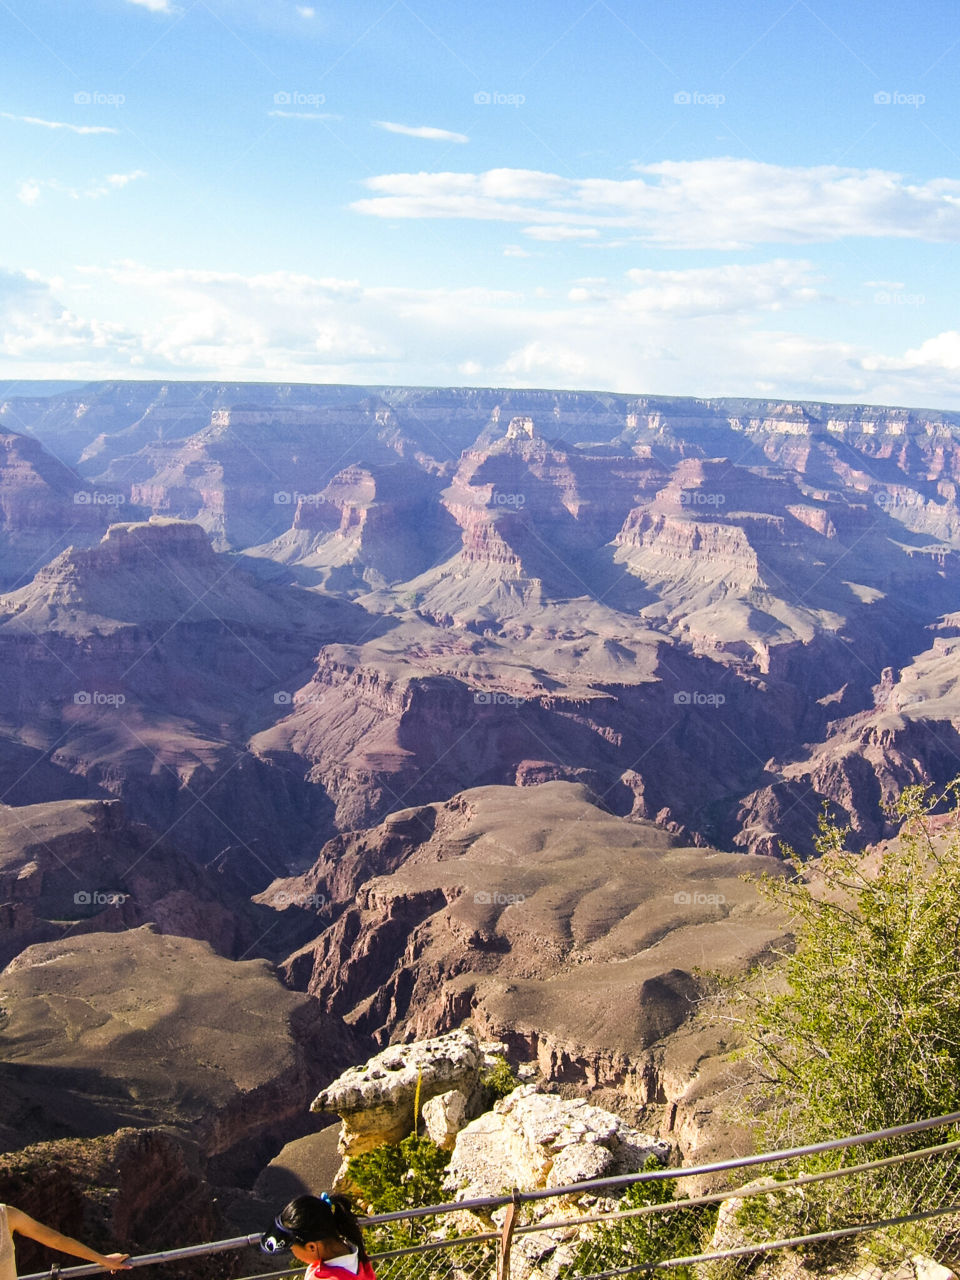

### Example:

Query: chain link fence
xmin=20 ymin=1113 xmax=960 ymax=1280
xmin=358 ymin=1113 xmax=960 ymax=1280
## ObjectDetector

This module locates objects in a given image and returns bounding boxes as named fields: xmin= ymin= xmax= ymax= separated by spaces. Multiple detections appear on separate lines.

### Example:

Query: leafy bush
xmin=346 ymin=1133 xmax=451 ymax=1251
xmin=480 ymin=1055 xmax=519 ymax=1103
xmin=747 ymin=784 xmax=960 ymax=1146
xmin=729 ymin=783 xmax=960 ymax=1267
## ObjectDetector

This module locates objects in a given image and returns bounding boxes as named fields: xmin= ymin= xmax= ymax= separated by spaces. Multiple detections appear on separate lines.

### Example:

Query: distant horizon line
xmin=2 ymin=377 xmax=960 ymax=419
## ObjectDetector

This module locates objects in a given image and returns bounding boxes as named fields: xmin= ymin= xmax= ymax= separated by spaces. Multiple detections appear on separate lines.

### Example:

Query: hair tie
xmin=321 ymin=1193 xmax=334 ymax=1211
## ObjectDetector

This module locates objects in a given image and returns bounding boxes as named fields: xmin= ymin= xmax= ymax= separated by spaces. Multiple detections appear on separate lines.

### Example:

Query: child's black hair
xmin=280 ymin=1194 xmax=370 ymax=1264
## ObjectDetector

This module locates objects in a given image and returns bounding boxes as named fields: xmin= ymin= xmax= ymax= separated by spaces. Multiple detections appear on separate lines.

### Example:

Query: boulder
xmin=890 ymin=1259 xmax=957 ymax=1280
xmin=311 ymin=1026 xmax=482 ymax=1161
xmin=445 ymin=1084 xmax=669 ymax=1200
xmin=422 ymin=1089 xmax=471 ymax=1151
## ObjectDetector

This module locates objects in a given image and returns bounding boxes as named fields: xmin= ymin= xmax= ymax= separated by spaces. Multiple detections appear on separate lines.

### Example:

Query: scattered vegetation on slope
xmin=561 ymin=1159 xmax=715 ymax=1280
xmin=726 ymin=782 xmax=960 ymax=1271
xmin=747 ymin=782 xmax=960 ymax=1143
xmin=480 ymin=1055 xmax=519 ymax=1104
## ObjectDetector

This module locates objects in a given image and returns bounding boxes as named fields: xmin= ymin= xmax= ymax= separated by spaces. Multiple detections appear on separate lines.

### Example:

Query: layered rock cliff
xmin=0 ymin=427 xmax=126 ymax=589
xmin=0 ymin=797 xmax=283 ymax=966
xmin=0 ymin=518 xmax=373 ymax=868
xmin=6 ymin=383 xmax=960 ymax=853
xmin=0 ymin=1128 xmax=227 ymax=1278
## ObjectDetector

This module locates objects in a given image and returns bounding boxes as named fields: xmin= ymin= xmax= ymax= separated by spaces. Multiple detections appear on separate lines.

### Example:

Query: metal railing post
xmin=496 ymin=1189 xmax=521 ymax=1280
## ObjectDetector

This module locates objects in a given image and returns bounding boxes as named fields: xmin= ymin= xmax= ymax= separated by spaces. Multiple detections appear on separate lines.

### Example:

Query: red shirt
xmin=306 ymin=1260 xmax=377 ymax=1280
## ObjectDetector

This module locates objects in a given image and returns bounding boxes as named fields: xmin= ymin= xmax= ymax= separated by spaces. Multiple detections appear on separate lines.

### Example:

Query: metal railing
xmin=20 ymin=1111 xmax=960 ymax=1280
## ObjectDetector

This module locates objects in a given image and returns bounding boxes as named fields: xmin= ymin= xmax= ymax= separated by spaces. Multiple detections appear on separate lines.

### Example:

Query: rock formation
xmin=5 ymin=384 xmax=960 ymax=851
xmin=445 ymin=1084 xmax=669 ymax=1198
xmin=247 ymin=462 xmax=455 ymax=593
xmin=422 ymin=1089 xmax=472 ymax=1151
xmin=0 ymin=517 xmax=372 ymax=868
xmin=0 ymin=1128 xmax=226 ymax=1278
xmin=8 ymin=379 xmax=960 ymax=1275
xmin=0 ymin=427 xmax=125 ymax=589
xmin=311 ymin=1027 xmax=483 ymax=1170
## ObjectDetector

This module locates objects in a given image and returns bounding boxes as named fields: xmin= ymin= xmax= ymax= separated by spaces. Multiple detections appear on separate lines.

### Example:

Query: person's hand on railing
xmin=92 ymin=1255 xmax=131 ymax=1272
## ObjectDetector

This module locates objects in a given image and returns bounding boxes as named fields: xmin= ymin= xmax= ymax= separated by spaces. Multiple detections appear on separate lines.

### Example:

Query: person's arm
xmin=6 ymin=1208 xmax=131 ymax=1271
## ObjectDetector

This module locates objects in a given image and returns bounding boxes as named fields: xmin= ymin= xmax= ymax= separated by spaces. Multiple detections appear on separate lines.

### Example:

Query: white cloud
xmin=123 ymin=0 xmax=175 ymax=12
xmin=1 ymin=112 xmax=118 ymax=136
xmin=621 ymin=261 xmax=822 ymax=316
xmin=106 ymin=170 xmax=147 ymax=189
xmin=353 ymin=159 xmax=960 ymax=249
xmin=374 ymin=121 xmax=469 ymax=144
xmin=297 ymin=5 xmax=316 ymax=15
xmin=523 ymin=225 xmax=600 ymax=242
xmin=0 ymin=269 xmax=136 ymax=365
xmin=4 ymin=258 xmax=960 ymax=410
xmin=864 ymin=331 xmax=960 ymax=374
xmin=17 ymin=171 xmax=146 ymax=204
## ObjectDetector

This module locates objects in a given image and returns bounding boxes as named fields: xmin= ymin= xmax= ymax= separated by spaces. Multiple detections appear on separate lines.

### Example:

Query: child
xmin=0 ymin=1205 xmax=130 ymax=1279
xmin=261 ymin=1194 xmax=376 ymax=1280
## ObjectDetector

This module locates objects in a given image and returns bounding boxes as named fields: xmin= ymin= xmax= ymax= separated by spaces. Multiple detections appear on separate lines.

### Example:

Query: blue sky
xmin=2 ymin=0 xmax=960 ymax=405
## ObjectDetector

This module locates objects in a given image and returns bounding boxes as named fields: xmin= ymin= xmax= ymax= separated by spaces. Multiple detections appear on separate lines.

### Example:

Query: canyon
xmin=2 ymin=381 xmax=960 ymax=1237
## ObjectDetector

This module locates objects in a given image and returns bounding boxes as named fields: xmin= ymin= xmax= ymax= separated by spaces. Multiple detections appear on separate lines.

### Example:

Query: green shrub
xmin=480 ymin=1055 xmax=519 ymax=1103
xmin=747 ymin=784 xmax=960 ymax=1147
xmin=346 ymin=1133 xmax=451 ymax=1251
xmin=729 ymin=782 xmax=960 ymax=1268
